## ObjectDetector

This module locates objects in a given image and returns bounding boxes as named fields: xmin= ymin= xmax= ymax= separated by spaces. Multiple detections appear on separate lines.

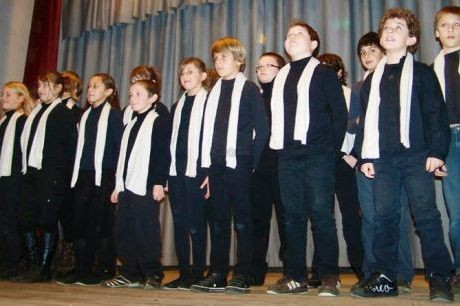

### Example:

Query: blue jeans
xmin=371 ymin=152 xmax=452 ymax=280
xmin=356 ymin=170 xmax=414 ymax=282
xmin=442 ymin=126 xmax=460 ymax=274
xmin=279 ymin=154 xmax=338 ymax=282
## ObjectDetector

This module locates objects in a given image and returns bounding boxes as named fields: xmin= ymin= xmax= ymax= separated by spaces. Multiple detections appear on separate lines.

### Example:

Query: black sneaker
xmin=429 ymin=273 xmax=453 ymax=303
xmin=451 ymin=273 xmax=460 ymax=297
xmin=163 ymin=276 xmax=187 ymax=290
xmin=397 ymin=280 xmax=412 ymax=294
xmin=307 ymin=278 xmax=322 ymax=289
xmin=143 ymin=275 xmax=162 ymax=290
xmin=178 ymin=273 xmax=204 ymax=291
xmin=225 ymin=274 xmax=250 ymax=294
xmin=266 ymin=277 xmax=308 ymax=295
xmin=55 ymin=271 xmax=81 ymax=285
xmin=350 ymin=273 xmax=398 ymax=297
xmin=191 ymin=273 xmax=227 ymax=293
xmin=75 ymin=273 xmax=103 ymax=286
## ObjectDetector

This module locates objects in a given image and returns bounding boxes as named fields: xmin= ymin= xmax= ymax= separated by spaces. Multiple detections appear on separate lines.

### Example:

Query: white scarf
xmin=122 ymin=105 xmax=133 ymax=126
xmin=21 ymin=98 xmax=61 ymax=173
xmin=115 ymin=109 xmax=158 ymax=196
xmin=341 ymin=85 xmax=355 ymax=154
xmin=169 ymin=88 xmax=207 ymax=177
xmin=434 ymin=49 xmax=460 ymax=100
xmin=0 ymin=111 xmax=23 ymax=177
xmin=362 ymin=53 xmax=413 ymax=159
xmin=201 ymin=72 xmax=246 ymax=169
xmin=71 ymin=102 xmax=111 ymax=187
xmin=269 ymin=57 xmax=320 ymax=150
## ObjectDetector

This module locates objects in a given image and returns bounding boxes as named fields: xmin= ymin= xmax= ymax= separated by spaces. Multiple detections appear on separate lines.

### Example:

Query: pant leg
xmin=396 ymin=191 xmax=414 ymax=283
xmin=335 ymin=159 xmax=363 ymax=278
xmin=168 ymin=175 xmax=191 ymax=275
xmin=400 ymin=152 xmax=453 ymax=279
xmin=229 ymin=159 xmax=253 ymax=276
xmin=442 ymin=126 xmax=460 ymax=274
xmin=270 ymin=173 xmax=286 ymax=266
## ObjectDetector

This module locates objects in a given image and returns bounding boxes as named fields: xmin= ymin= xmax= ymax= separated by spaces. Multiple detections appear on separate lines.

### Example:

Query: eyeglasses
xmin=256 ymin=64 xmax=281 ymax=72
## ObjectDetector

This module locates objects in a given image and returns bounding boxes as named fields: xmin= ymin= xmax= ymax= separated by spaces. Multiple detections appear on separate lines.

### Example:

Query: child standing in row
xmin=191 ymin=37 xmax=269 ymax=294
xmin=104 ymin=79 xmax=169 ymax=289
xmin=164 ymin=57 xmax=209 ymax=290
xmin=0 ymin=82 xmax=33 ymax=279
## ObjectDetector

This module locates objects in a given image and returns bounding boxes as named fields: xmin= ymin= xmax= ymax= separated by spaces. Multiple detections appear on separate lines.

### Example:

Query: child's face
xmin=129 ymin=83 xmax=157 ymax=114
xmin=380 ymin=18 xmax=416 ymax=54
xmin=435 ymin=13 xmax=460 ymax=52
xmin=256 ymin=56 xmax=281 ymax=84
xmin=37 ymin=80 xmax=61 ymax=104
xmin=87 ymin=76 xmax=112 ymax=107
xmin=213 ymin=51 xmax=241 ymax=80
xmin=180 ymin=63 xmax=206 ymax=95
xmin=284 ymin=25 xmax=317 ymax=61
xmin=360 ymin=44 xmax=384 ymax=71
xmin=1 ymin=87 xmax=24 ymax=112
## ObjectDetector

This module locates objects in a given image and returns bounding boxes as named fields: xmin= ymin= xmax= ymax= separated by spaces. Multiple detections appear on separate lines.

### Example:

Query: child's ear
xmin=105 ymin=88 xmax=114 ymax=98
xmin=200 ymin=72 xmax=208 ymax=82
xmin=435 ymin=30 xmax=440 ymax=39
xmin=311 ymin=40 xmax=319 ymax=53
xmin=407 ymin=36 xmax=417 ymax=47
xmin=150 ymin=93 xmax=159 ymax=103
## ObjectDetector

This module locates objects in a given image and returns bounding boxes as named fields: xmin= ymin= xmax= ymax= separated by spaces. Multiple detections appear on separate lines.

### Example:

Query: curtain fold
xmin=62 ymin=0 xmax=223 ymax=38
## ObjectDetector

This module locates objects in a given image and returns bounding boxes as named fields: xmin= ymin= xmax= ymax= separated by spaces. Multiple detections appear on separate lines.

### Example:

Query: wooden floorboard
xmin=0 ymin=272 xmax=457 ymax=305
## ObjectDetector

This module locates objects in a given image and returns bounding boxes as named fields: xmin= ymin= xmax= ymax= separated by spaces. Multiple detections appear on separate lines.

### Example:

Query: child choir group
xmin=0 ymin=5 xmax=459 ymax=303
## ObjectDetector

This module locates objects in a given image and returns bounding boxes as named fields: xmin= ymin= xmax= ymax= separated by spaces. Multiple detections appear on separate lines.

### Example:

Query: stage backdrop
xmin=57 ymin=0 xmax=459 ymax=268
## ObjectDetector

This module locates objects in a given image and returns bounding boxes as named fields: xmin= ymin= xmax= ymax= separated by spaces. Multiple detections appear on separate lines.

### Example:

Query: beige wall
xmin=0 ymin=0 xmax=35 ymax=87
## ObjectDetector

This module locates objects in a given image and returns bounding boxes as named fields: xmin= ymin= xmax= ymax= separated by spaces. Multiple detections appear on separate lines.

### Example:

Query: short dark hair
xmin=357 ymin=32 xmax=383 ymax=58
xmin=259 ymin=52 xmax=286 ymax=68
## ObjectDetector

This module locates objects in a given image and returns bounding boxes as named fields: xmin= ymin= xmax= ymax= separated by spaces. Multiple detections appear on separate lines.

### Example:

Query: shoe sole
xmin=102 ymin=282 xmax=142 ymax=288
xmin=350 ymin=292 xmax=398 ymax=298
xmin=75 ymin=282 xmax=101 ymax=286
xmin=430 ymin=297 xmax=453 ymax=303
xmin=266 ymin=290 xmax=309 ymax=295
xmin=190 ymin=285 xmax=225 ymax=293
xmin=318 ymin=292 xmax=339 ymax=297
xmin=225 ymin=286 xmax=250 ymax=294
xmin=56 ymin=281 xmax=77 ymax=285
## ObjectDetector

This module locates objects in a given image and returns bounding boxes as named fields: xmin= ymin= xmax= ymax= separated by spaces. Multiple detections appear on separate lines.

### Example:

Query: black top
xmin=209 ymin=78 xmax=269 ymax=169
xmin=26 ymin=102 xmax=78 ymax=174
xmin=355 ymin=56 xmax=451 ymax=163
xmin=444 ymin=51 xmax=460 ymax=125
xmin=80 ymin=102 xmax=123 ymax=171
xmin=256 ymin=81 xmax=278 ymax=174
xmin=169 ymin=94 xmax=195 ymax=176
xmin=123 ymin=107 xmax=170 ymax=189
xmin=279 ymin=56 xmax=347 ymax=160
xmin=0 ymin=111 xmax=26 ymax=176
xmin=61 ymin=97 xmax=82 ymax=125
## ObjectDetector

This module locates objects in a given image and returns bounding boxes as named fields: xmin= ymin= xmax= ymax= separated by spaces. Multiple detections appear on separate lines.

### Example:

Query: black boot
xmin=23 ymin=233 xmax=57 ymax=282
xmin=11 ymin=232 xmax=39 ymax=282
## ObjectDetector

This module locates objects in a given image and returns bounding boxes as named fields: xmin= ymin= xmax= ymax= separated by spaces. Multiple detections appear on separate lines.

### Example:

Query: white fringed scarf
xmin=169 ymin=88 xmax=207 ymax=177
xmin=201 ymin=72 xmax=246 ymax=169
xmin=362 ymin=53 xmax=414 ymax=159
xmin=341 ymin=85 xmax=355 ymax=154
xmin=115 ymin=109 xmax=158 ymax=196
xmin=122 ymin=105 xmax=133 ymax=126
xmin=0 ymin=111 xmax=23 ymax=177
xmin=71 ymin=102 xmax=111 ymax=187
xmin=269 ymin=57 xmax=320 ymax=150
xmin=21 ymin=98 xmax=61 ymax=173
xmin=433 ymin=50 xmax=460 ymax=100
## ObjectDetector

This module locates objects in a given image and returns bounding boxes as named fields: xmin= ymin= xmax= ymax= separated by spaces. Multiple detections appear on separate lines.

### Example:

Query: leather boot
xmin=11 ymin=232 xmax=39 ymax=282
xmin=23 ymin=233 xmax=57 ymax=282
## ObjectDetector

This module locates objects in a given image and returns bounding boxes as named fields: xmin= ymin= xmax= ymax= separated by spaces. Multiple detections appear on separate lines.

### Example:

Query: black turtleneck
xmin=0 ymin=110 xmax=26 ymax=176
xmin=175 ymin=94 xmax=195 ymax=175
xmin=356 ymin=56 xmax=450 ymax=162
xmin=209 ymin=78 xmax=269 ymax=169
xmin=80 ymin=102 xmax=123 ymax=171
xmin=280 ymin=56 xmax=347 ymax=160
xmin=123 ymin=107 xmax=170 ymax=189
xmin=256 ymin=81 xmax=277 ymax=173
xmin=445 ymin=51 xmax=460 ymax=125
xmin=61 ymin=97 xmax=82 ymax=125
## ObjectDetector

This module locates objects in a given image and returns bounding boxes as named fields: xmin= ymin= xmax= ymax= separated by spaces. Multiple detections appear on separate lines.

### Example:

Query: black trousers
xmin=58 ymin=187 xmax=75 ymax=242
xmin=209 ymin=159 xmax=254 ymax=277
xmin=114 ymin=189 xmax=162 ymax=280
xmin=20 ymin=167 xmax=69 ymax=234
xmin=168 ymin=174 xmax=208 ymax=275
xmin=250 ymin=169 xmax=285 ymax=280
xmin=72 ymin=170 xmax=117 ymax=273
xmin=0 ymin=175 xmax=22 ymax=269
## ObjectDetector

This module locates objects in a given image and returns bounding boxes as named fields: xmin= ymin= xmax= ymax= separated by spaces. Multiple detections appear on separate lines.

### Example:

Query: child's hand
xmin=343 ymin=154 xmax=357 ymax=168
xmin=426 ymin=157 xmax=444 ymax=173
xmin=435 ymin=165 xmax=448 ymax=177
xmin=200 ymin=176 xmax=210 ymax=199
xmin=153 ymin=185 xmax=165 ymax=202
xmin=361 ymin=163 xmax=375 ymax=179
xmin=110 ymin=190 xmax=119 ymax=204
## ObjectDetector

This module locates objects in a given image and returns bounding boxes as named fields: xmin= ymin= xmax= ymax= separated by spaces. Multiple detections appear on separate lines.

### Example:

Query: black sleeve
xmin=353 ymin=74 xmax=374 ymax=165
xmin=59 ymin=107 xmax=78 ymax=171
xmin=154 ymin=101 xmax=170 ymax=119
xmin=246 ymin=82 xmax=269 ymax=169
xmin=348 ymin=82 xmax=363 ymax=135
xmin=109 ymin=109 xmax=124 ymax=159
xmin=150 ymin=115 xmax=170 ymax=187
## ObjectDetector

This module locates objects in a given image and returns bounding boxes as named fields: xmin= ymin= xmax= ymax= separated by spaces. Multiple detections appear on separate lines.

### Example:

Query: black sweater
xmin=279 ymin=57 xmax=347 ymax=160
xmin=123 ymin=107 xmax=170 ymax=189
xmin=444 ymin=50 xmax=460 ymax=125
xmin=80 ymin=102 xmax=123 ymax=171
xmin=26 ymin=102 xmax=78 ymax=175
xmin=61 ymin=97 xmax=82 ymax=125
xmin=209 ymin=78 xmax=269 ymax=170
xmin=355 ymin=56 xmax=451 ymax=163
xmin=0 ymin=111 xmax=26 ymax=176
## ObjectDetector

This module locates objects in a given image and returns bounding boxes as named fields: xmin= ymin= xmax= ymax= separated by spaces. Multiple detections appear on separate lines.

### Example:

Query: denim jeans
xmin=371 ymin=151 xmax=452 ymax=280
xmin=356 ymin=170 xmax=414 ymax=282
xmin=442 ymin=126 xmax=460 ymax=274
xmin=279 ymin=153 xmax=338 ymax=282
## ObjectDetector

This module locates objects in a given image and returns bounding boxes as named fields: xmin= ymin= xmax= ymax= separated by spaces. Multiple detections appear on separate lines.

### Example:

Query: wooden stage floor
xmin=0 ymin=271 xmax=457 ymax=305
